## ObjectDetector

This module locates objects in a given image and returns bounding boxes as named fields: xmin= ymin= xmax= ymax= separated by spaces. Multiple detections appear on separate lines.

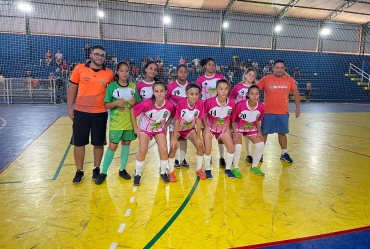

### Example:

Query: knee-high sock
xmin=204 ymin=155 xmax=211 ymax=170
xmin=135 ymin=160 xmax=144 ymax=175
xmin=244 ymin=136 xmax=252 ymax=156
xmin=160 ymin=160 xmax=168 ymax=174
xmin=102 ymin=149 xmax=115 ymax=174
xmin=196 ymin=155 xmax=203 ymax=170
xmin=168 ymin=157 xmax=175 ymax=172
xmin=120 ymin=145 xmax=130 ymax=171
xmin=233 ymin=144 xmax=242 ymax=169
xmin=225 ymin=151 xmax=234 ymax=170
xmin=179 ymin=140 xmax=187 ymax=161
xmin=218 ymin=144 xmax=225 ymax=158
xmin=252 ymin=142 xmax=264 ymax=168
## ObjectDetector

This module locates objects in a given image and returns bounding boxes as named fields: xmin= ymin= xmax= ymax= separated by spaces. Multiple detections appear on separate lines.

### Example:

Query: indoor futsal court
xmin=0 ymin=103 xmax=369 ymax=249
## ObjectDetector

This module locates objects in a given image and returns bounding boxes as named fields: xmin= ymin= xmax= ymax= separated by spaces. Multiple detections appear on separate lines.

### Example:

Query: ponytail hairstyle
xmin=216 ymin=79 xmax=231 ymax=97
xmin=242 ymin=67 xmax=257 ymax=85
xmin=200 ymin=58 xmax=216 ymax=68
xmin=151 ymin=81 xmax=167 ymax=104
xmin=114 ymin=61 xmax=130 ymax=82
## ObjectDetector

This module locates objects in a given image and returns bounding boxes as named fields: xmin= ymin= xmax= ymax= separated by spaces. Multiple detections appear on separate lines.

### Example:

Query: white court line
xmin=118 ymin=223 xmax=126 ymax=233
xmin=132 ymin=186 xmax=137 ymax=192
xmin=130 ymin=196 xmax=135 ymax=203
xmin=109 ymin=242 xmax=118 ymax=249
xmin=125 ymin=209 xmax=131 ymax=216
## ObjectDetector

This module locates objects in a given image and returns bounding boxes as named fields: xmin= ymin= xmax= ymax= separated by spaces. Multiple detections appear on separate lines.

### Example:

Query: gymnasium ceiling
xmin=120 ymin=0 xmax=370 ymax=25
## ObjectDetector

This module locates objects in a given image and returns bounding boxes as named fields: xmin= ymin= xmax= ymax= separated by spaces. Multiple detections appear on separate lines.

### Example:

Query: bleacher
xmin=1 ymin=32 xmax=370 ymax=103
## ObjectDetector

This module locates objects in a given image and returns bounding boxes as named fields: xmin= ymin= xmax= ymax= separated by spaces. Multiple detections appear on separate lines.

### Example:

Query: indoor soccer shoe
xmin=196 ymin=169 xmax=206 ymax=180
xmin=260 ymin=154 xmax=264 ymax=162
xmin=205 ymin=170 xmax=213 ymax=179
xmin=180 ymin=159 xmax=189 ymax=168
xmin=168 ymin=171 xmax=177 ymax=182
xmin=280 ymin=153 xmax=293 ymax=163
xmin=246 ymin=155 xmax=253 ymax=163
xmin=161 ymin=173 xmax=170 ymax=183
xmin=133 ymin=174 xmax=141 ymax=186
xmin=119 ymin=169 xmax=131 ymax=180
xmin=250 ymin=167 xmax=265 ymax=176
xmin=232 ymin=168 xmax=242 ymax=178
xmin=174 ymin=159 xmax=180 ymax=169
xmin=92 ymin=167 xmax=100 ymax=180
xmin=95 ymin=173 xmax=107 ymax=185
xmin=72 ymin=170 xmax=84 ymax=184
xmin=225 ymin=169 xmax=235 ymax=178
xmin=219 ymin=158 xmax=226 ymax=168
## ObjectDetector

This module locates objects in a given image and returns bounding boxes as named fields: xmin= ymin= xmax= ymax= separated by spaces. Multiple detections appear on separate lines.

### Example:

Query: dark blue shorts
xmin=261 ymin=113 xmax=289 ymax=134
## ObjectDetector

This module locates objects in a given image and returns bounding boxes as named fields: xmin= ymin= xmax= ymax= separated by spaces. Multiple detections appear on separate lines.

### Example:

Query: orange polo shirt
xmin=70 ymin=63 xmax=114 ymax=113
xmin=257 ymin=74 xmax=297 ymax=114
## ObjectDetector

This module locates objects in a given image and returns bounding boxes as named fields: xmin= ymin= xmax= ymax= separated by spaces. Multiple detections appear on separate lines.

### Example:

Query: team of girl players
xmin=95 ymin=58 xmax=266 ymax=186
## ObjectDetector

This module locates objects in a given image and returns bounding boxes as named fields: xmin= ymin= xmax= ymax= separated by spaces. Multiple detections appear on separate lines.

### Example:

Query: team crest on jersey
xmin=110 ymin=134 xmax=115 ymax=140
xmin=194 ymin=111 xmax=199 ymax=117
xmin=244 ymin=122 xmax=254 ymax=128
xmin=100 ymin=79 xmax=105 ymax=84
xmin=163 ymin=111 xmax=169 ymax=118
xmin=227 ymin=109 xmax=232 ymax=115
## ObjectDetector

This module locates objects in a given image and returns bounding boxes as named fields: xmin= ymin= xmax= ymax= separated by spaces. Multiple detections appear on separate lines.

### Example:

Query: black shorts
xmin=71 ymin=110 xmax=108 ymax=146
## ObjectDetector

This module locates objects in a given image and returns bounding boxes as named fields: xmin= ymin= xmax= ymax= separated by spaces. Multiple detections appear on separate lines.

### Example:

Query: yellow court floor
xmin=0 ymin=112 xmax=370 ymax=249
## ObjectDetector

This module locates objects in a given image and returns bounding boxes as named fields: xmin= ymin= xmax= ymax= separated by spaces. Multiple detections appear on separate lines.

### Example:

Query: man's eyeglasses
xmin=92 ymin=53 xmax=106 ymax=58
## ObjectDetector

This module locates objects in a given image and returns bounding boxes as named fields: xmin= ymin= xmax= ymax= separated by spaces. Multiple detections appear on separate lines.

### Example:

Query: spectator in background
xmin=60 ymin=60 xmax=69 ymax=78
xmin=45 ymin=49 xmax=53 ymax=66
xmin=129 ymin=58 xmax=136 ymax=68
xmin=305 ymin=80 xmax=312 ymax=103
xmin=0 ymin=73 xmax=5 ymax=90
xmin=169 ymin=65 xmax=177 ymax=79
xmin=227 ymin=70 xmax=234 ymax=86
xmin=82 ymin=42 xmax=92 ymax=62
xmin=252 ymin=60 xmax=258 ymax=71
xmin=155 ymin=55 xmax=162 ymax=64
xmin=49 ymin=72 xmax=56 ymax=80
xmin=246 ymin=59 xmax=252 ymax=68
xmin=55 ymin=50 xmax=63 ymax=65
xmin=111 ymin=54 xmax=118 ymax=68
xmin=136 ymin=74 xmax=143 ymax=83
xmin=179 ymin=56 xmax=185 ymax=65
xmin=220 ymin=64 xmax=225 ymax=73
xmin=141 ymin=56 xmax=147 ymax=63
xmin=233 ymin=54 xmax=239 ymax=64
xmin=263 ymin=64 xmax=269 ymax=77
xmin=24 ymin=71 xmax=34 ymax=89
xmin=147 ymin=55 xmax=153 ymax=61
xmin=293 ymin=66 xmax=301 ymax=79
xmin=105 ymin=54 xmax=112 ymax=67
xmin=192 ymin=57 xmax=200 ymax=68
xmin=132 ymin=66 xmax=139 ymax=78
xmin=69 ymin=62 xmax=76 ymax=76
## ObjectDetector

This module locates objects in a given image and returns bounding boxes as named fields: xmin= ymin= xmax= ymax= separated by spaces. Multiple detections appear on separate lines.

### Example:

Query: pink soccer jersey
xmin=230 ymin=83 xmax=252 ymax=103
xmin=196 ymin=73 xmax=225 ymax=101
xmin=136 ymin=80 xmax=155 ymax=101
xmin=166 ymin=80 xmax=190 ymax=107
xmin=133 ymin=99 xmax=174 ymax=132
xmin=204 ymin=97 xmax=235 ymax=133
xmin=232 ymin=100 xmax=265 ymax=133
xmin=175 ymin=98 xmax=204 ymax=131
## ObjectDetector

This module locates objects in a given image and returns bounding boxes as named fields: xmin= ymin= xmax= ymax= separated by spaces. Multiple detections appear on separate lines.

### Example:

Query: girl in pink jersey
xmin=203 ymin=79 xmax=235 ymax=179
xmin=196 ymin=58 xmax=227 ymax=168
xmin=136 ymin=61 xmax=158 ymax=101
xmin=166 ymin=65 xmax=191 ymax=169
xmin=230 ymin=67 xmax=258 ymax=164
xmin=131 ymin=81 xmax=175 ymax=186
xmin=169 ymin=84 xmax=206 ymax=180
xmin=231 ymin=85 xmax=265 ymax=176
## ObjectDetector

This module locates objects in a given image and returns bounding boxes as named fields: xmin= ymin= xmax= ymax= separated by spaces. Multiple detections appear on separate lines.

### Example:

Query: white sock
xmin=204 ymin=155 xmax=211 ymax=170
xmin=225 ymin=151 xmax=234 ymax=170
xmin=282 ymin=149 xmax=288 ymax=155
xmin=218 ymin=144 xmax=224 ymax=158
xmin=180 ymin=140 xmax=187 ymax=161
xmin=135 ymin=160 xmax=145 ymax=175
xmin=160 ymin=160 xmax=168 ymax=174
xmin=252 ymin=142 xmax=264 ymax=168
xmin=233 ymin=144 xmax=242 ymax=168
xmin=176 ymin=147 xmax=180 ymax=160
xmin=244 ymin=136 xmax=252 ymax=156
xmin=168 ymin=157 xmax=175 ymax=172
xmin=196 ymin=155 xmax=203 ymax=170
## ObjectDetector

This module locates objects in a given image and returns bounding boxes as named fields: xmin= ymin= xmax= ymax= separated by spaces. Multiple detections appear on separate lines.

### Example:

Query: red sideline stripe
xmin=0 ymin=117 xmax=61 ymax=174
xmin=232 ymin=226 xmax=370 ymax=249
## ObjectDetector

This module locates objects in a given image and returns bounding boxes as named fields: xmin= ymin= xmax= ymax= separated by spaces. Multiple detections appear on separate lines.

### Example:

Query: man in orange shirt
xmin=67 ymin=45 xmax=114 ymax=184
xmin=257 ymin=60 xmax=300 ymax=163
